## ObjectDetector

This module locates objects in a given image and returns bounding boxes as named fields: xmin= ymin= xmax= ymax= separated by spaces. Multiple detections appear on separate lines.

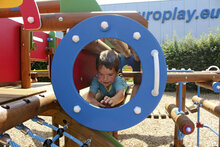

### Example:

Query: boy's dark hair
xmin=96 ymin=50 xmax=120 ymax=72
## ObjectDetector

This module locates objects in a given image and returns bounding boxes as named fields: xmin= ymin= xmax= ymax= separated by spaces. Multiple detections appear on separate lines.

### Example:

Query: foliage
xmin=31 ymin=62 xmax=50 ymax=82
xmin=162 ymin=29 xmax=220 ymax=91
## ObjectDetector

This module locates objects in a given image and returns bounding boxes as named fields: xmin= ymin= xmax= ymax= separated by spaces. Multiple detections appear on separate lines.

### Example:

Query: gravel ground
xmin=5 ymin=92 xmax=220 ymax=147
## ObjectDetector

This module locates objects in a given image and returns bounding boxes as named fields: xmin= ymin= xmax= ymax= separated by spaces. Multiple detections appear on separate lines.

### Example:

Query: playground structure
xmin=0 ymin=0 xmax=220 ymax=147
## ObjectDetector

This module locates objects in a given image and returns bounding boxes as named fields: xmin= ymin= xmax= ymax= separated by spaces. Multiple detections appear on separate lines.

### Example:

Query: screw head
xmin=134 ymin=106 xmax=141 ymax=114
xmin=133 ymin=32 xmax=141 ymax=40
xmin=186 ymin=126 xmax=192 ymax=133
xmin=58 ymin=17 xmax=63 ymax=22
xmin=72 ymin=35 xmax=80 ymax=43
xmin=101 ymin=21 xmax=109 ymax=30
xmin=73 ymin=105 xmax=81 ymax=113
xmin=27 ymin=17 xmax=34 ymax=23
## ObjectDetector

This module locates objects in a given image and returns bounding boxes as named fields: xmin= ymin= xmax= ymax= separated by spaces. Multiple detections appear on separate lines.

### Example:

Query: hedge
xmin=162 ymin=29 xmax=220 ymax=91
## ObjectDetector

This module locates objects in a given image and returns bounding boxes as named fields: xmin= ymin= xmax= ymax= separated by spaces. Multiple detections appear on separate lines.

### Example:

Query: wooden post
xmin=20 ymin=26 xmax=31 ymax=88
xmin=174 ymin=83 xmax=186 ymax=147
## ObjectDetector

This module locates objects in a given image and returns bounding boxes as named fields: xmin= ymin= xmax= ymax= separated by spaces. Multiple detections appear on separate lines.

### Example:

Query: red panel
xmin=19 ymin=0 xmax=41 ymax=29
xmin=0 ymin=18 xmax=21 ymax=83
xmin=73 ymin=51 xmax=97 ymax=91
xmin=56 ymin=38 xmax=61 ymax=47
xmin=30 ymin=32 xmax=48 ymax=61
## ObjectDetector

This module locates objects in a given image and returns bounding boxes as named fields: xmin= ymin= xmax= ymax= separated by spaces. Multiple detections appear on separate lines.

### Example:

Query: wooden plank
xmin=152 ymin=110 xmax=159 ymax=119
xmin=53 ymin=112 xmax=120 ymax=147
xmin=0 ymin=89 xmax=46 ymax=104
xmin=0 ymin=82 xmax=52 ymax=104
xmin=186 ymin=102 xmax=196 ymax=113
xmin=158 ymin=109 xmax=167 ymax=119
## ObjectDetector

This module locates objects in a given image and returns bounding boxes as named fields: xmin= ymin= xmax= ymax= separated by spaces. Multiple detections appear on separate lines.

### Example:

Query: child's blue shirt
xmin=89 ymin=75 xmax=128 ymax=98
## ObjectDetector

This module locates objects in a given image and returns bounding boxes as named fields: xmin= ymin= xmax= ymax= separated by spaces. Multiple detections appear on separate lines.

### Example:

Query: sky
xmin=96 ymin=0 xmax=159 ymax=5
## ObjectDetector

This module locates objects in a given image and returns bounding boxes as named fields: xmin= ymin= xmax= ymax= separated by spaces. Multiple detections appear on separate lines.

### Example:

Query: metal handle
xmin=151 ymin=50 xmax=160 ymax=96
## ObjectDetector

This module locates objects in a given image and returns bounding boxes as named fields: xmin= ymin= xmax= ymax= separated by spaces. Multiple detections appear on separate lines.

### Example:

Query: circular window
xmin=52 ymin=15 xmax=167 ymax=131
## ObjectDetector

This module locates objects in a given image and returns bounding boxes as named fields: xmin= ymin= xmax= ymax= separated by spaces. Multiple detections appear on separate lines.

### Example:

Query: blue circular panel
xmin=52 ymin=15 xmax=167 ymax=131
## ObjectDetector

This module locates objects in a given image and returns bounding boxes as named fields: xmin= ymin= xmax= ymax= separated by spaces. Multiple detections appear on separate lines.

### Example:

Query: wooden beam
xmin=29 ymin=12 xmax=148 ymax=31
xmin=0 ymin=0 xmax=60 ymax=18
xmin=0 ymin=92 xmax=58 ymax=134
xmin=192 ymin=96 xmax=220 ymax=118
xmin=167 ymin=72 xmax=220 ymax=83
xmin=165 ymin=103 xmax=195 ymax=135
xmin=106 ymin=39 xmax=131 ymax=58
xmin=83 ymin=39 xmax=111 ymax=54
xmin=195 ymin=81 xmax=214 ymax=91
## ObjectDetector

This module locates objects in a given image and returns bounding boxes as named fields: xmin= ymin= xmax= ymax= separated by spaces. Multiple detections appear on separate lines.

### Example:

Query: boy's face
xmin=97 ymin=65 xmax=118 ymax=87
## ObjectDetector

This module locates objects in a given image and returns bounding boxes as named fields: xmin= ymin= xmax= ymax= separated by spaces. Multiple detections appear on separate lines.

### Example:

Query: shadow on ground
xmin=118 ymin=133 xmax=173 ymax=147
xmin=30 ymin=129 xmax=53 ymax=147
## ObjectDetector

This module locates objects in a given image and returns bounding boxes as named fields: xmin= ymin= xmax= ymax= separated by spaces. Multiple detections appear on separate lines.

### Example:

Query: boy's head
xmin=96 ymin=50 xmax=120 ymax=87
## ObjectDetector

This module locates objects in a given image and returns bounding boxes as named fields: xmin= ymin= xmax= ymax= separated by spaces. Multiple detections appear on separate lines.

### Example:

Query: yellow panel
xmin=0 ymin=0 xmax=23 ymax=8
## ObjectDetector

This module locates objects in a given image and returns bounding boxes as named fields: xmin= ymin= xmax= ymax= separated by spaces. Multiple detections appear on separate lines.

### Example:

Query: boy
xmin=86 ymin=50 xmax=128 ymax=108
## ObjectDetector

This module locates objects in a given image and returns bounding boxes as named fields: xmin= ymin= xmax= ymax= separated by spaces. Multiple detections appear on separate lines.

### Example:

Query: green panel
xmin=48 ymin=31 xmax=56 ymax=48
xmin=104 ymin=39 xmax=115 ymax=49
xmin=100 ymin=131 xmax=124 ymax=147
xmin=30 ymin=32 xmax=33 ymax=50
xmin=60 ymin=0 xmax=101 ymax=12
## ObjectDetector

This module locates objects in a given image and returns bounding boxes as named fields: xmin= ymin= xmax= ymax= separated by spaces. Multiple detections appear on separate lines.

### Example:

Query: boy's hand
xmin=87 ymin=98 xmax=106 ymax=108
xmin=100 ymin=96 xmax=116 ymax=107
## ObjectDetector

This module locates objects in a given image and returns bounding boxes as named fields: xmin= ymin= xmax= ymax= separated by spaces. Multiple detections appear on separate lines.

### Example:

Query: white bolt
xmin=134 ymin=106 xmax=141 ymax=114
xmin=186 ymin=127 xmax=192 ymax=133
xmin=27 ymin=17 xmax=34 ymax=23
xmin=72 ymin=35 xmax=80 ymax=43
xmin=185 ymin=76 xmax=188 ymax=79
xmin=58 ymin=17 xmax=63 ymax=21
xmin=101 ymin=21 xmax=109 ymax=30
xmin=133 ymin=32 xmax=141 ymax=40
xmin=73 ymin=105 xmax=81 ymax=113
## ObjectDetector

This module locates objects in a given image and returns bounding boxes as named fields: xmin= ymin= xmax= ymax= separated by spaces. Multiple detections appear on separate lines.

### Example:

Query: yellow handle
xmin=0 ymin=0 xmax=23 ymax=8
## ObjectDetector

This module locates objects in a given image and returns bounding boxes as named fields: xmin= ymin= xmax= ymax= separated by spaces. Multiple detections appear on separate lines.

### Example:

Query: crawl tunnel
xmin=52 ymin=15 xmax=167 ymax=131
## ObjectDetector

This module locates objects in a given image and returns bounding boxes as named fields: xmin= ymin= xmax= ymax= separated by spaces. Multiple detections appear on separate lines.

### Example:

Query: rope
xmin=27 ymin=131 xmax=46 ymax=143
xmin=8 ymin=140 xmax=21 ymax=147
xmin=15 ymin=124 xmax=58 ymax=147
xmin=0 ymin=133 xmax=21 ymax=147
xmin=32 ymin=116 xmax=84 ymax=146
